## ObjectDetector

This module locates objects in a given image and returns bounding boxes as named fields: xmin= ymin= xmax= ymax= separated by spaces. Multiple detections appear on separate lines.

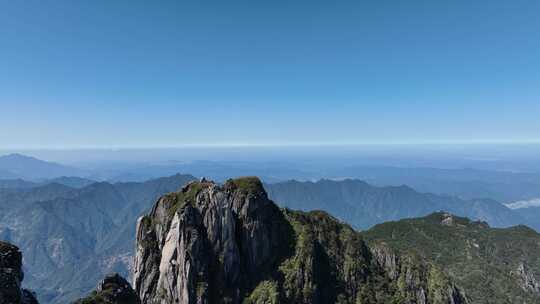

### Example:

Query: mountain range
xmin=0 ymin=174 xmax=196 ymax=303
xmin=3 ymin=153 xmax=540 ymax=204
xmin=264 ymin=179 xmax=526 ymax=230
xmin=2 ymin=176 xmax=540 ymax=303
xmin=2 ymin=154 xmax=540 ymax=302
xmin=3 ymin=174 xmax=540 ymax=303
xmin=330 ymin=165 xmax=540 ymax=203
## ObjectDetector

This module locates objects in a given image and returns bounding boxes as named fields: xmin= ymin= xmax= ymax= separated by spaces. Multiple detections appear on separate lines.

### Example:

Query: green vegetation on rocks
xmin=73 ymin=273 xmax=139 ymax=304
xmin=243 ymin=281 xmax=280 ymax=304
xmin=363 ymin=212 xmax=540 ymax=303
xmin=225 ymin=176 xmax=265 ymax=195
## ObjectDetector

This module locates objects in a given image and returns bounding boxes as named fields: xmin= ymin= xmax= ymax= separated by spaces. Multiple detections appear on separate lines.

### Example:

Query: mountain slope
xmin=0 ymin=183 xmax=78 ymax=215
xmin=362 ymin=213 xmax=540 ymax=303
xmin=134 ymin=177 xmax=468 ymax=303
xmin=265 ymin=179 xmax=524 ymax=230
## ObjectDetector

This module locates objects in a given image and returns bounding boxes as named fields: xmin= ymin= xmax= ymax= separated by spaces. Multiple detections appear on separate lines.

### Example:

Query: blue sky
xmin=1 ymin=0 xmax=539 ymax=148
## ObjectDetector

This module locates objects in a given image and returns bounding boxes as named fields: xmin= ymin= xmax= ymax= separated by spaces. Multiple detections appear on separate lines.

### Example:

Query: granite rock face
xmin=0 ymin=241 xmax=39 ymax=304
xmin=133 ymin=177 xmax=468 ymax=304
xmin=134 ymin=177 xmax=291 ymax=304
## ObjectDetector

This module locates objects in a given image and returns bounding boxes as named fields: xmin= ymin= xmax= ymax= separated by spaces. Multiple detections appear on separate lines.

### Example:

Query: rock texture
xmin=371 ymin=244 xmax=467 ymax=304
xmin=73 ymin=273 xmax=139 ymax=304
xmin=134 ymin=177 xmax=468 ymax=304
xmin=514 ymin=262 xmax=540 ymax=294
xmin=0 ymin=241 xmax=39 ymax=304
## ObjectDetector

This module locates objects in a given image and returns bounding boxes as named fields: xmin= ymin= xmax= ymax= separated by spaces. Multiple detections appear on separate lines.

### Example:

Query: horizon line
xmin=2 ymin=139 xmax=540 ymax=151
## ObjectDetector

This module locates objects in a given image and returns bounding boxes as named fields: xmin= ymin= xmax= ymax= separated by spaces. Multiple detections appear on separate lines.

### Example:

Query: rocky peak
xmin=133 ymin=176 xmax=469 ymax=304
xmin=133 ymin=177 xmax=289 ymax=304
xmin=73 ymin=273 xmax=139 ymax=304
xmin=0 ymin=241 xmax=39 ymax=304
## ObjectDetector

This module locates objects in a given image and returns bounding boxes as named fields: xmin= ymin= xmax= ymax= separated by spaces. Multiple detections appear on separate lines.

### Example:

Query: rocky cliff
xmin=133 ymin=177 xmax=468 ymax=304
xmin=0 ymin=241 xmax=39 ymax=304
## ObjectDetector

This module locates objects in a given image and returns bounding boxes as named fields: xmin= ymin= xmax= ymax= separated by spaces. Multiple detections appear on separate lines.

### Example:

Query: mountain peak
xmin=0 ymin=153 xmax=87 ymax=180
xmin=133 ymin=175 xmax=468 ymax=304
xmin=4 ymin=153 xmax=28 ymax=157
xmin=1 ymin=153 xmax=39 ymax=162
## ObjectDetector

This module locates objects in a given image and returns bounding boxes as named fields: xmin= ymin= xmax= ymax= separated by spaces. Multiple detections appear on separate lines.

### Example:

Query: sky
xmin=1 ymin=0 xmax=539 ymax=149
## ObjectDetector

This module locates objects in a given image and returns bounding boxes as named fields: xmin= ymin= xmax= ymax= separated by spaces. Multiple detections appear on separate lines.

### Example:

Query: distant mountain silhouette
xmin=0 ymin=178 xmax=37 ymax=189
xmin=264 ymin=179 xmax=525 ymax=230
xmin=0 ymin=177 xmax=96 ymax=190
xmin=0 ymin=154 xmax=88 ymax=180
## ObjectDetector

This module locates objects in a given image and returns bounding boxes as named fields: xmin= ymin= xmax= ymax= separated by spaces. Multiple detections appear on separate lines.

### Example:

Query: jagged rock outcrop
xmin=73 ymin=273 xmax=139 ymax=304
xmin=0 ymin=241 xmax=39 ymax=304
xmin=134 ymin=177 xmax=468 ymax=304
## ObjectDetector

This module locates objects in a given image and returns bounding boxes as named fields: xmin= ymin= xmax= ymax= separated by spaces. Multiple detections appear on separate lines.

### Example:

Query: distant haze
xmin=1 ymin=144 xmax=540 ymax=171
